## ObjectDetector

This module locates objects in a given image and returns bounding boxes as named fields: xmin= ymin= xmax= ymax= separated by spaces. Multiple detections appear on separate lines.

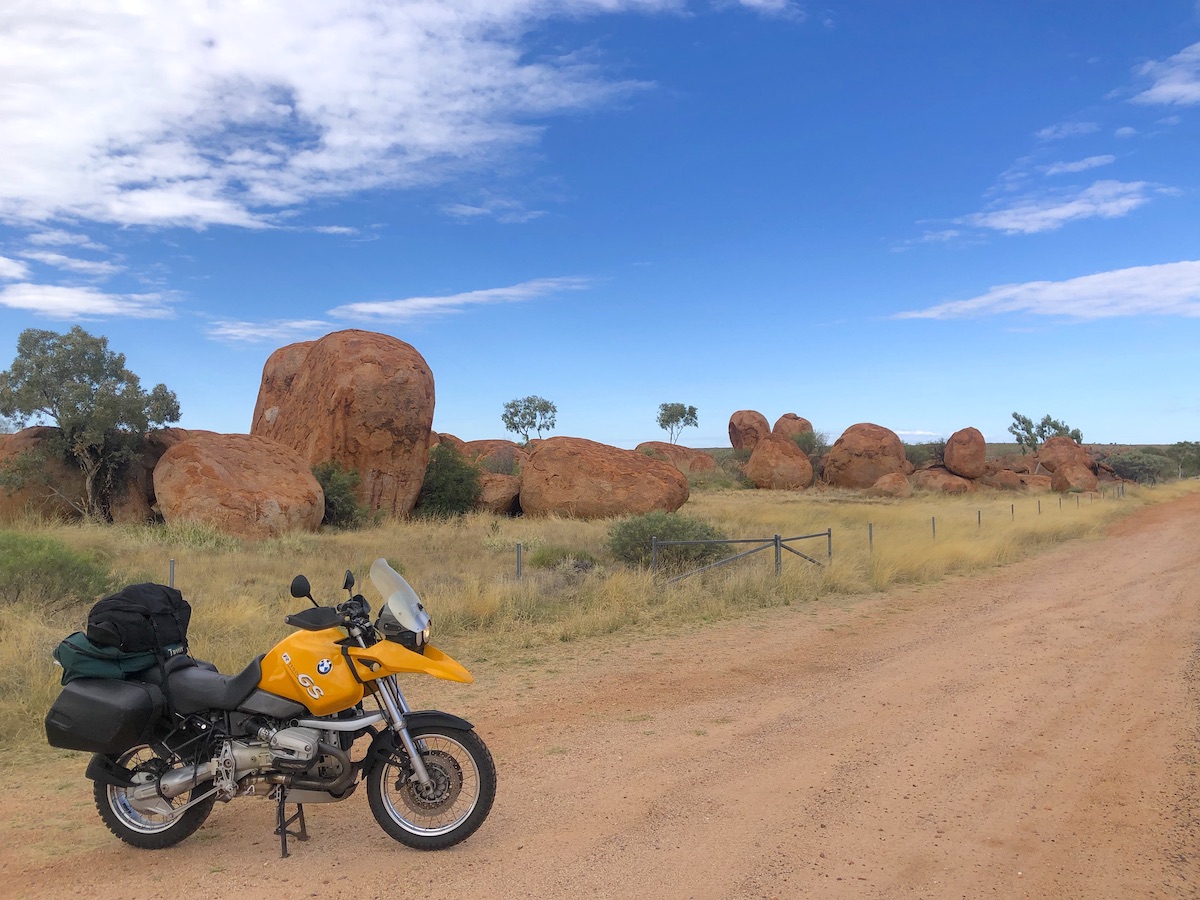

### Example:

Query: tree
xmin=1008 ymin=411 xmax=1082 ymax=454
xmin=0 ymin=326 xmax=180 ymax=520
xmin=656 ymin=403 xmax=698 ymax=444
xmin=501 ymin=395 xmax=557 ymax=443
xmin=1164 ymin=441 xmax=1200 ymax=479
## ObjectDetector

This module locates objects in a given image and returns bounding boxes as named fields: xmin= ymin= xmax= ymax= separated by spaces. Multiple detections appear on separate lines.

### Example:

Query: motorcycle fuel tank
xmin=257 ymin=628 xmax=364 ymax=716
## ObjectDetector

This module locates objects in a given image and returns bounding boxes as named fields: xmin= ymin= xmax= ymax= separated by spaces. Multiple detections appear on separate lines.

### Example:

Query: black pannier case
xmin=45 ymin=678 xmax=165 ymax=754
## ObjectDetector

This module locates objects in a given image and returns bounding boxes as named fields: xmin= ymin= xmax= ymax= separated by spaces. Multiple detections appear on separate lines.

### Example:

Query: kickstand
xmin=274 ymin=790 xmax=308 ymax=858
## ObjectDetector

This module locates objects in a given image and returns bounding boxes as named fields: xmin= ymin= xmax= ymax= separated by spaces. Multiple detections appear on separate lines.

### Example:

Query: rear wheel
xmin=94 ymin=745 xmax=216 ymax=849
xmin=366 ymin=725 xmax=496 ymax=850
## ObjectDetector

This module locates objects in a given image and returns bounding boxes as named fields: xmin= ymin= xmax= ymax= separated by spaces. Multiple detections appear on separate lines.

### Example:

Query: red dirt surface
xmin=3 ymin=491 xmax=1198 ymax=899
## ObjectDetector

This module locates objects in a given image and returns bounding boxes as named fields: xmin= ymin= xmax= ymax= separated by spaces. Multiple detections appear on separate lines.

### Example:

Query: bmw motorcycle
xmin=46 ymin=559 xmax=496 ymax=857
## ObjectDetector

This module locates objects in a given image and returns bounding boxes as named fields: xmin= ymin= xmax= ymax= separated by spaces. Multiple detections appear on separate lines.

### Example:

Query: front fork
xmin=373 ymin=674 xmax=434 ymax=787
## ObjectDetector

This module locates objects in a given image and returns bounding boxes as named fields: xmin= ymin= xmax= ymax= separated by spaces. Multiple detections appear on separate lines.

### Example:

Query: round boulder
xmin=1051 ymin=462 xmax=1098 ymax=494
xmin=868 ymin=472 xmax=913 ymax=498
xmin=1037 ymin=437 xmax=1093 ymax=474
xmin=822 ymin=423 xmax=908 ymax=489
xmin=477 ymin=472 xmax=521 ymax=515
xmin=154 ymin=433 xmax=324 ymax=539
xmin=250 ymin=330 xmax=434 ymax=516
xmin=943 ymin=427 xmax=986 ymax=479
xmin=744 ymin=436 xmax=813 ymax=490
xmin=911 ymin=467 xmax=976 ymax=494
xmin=772 ymin=414 xmax=814 ymax=439
xmin=520 ymin=437 xmax=689 ymax=518
xmin=728 ymin=410 xmax=770 ymax=451
xmin=634 ymin=441 xmax=718 ymax=475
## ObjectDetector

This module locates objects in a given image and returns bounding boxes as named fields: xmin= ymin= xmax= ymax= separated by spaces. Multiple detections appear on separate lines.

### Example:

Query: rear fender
xmin=85 ymin=753 xmax=136 ymax=788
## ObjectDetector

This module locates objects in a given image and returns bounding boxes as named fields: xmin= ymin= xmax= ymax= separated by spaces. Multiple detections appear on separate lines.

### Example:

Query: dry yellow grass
xmin=5 ymin=479 xmax=1196 ymax=754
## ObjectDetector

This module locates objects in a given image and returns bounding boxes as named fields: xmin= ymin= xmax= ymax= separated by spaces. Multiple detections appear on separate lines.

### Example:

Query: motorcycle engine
xmin=265 ymin=726 xmax=322 ymax=770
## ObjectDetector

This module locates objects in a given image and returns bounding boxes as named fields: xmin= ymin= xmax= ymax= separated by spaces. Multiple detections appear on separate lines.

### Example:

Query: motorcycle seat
xmin=167 ymin=655 xmax=265 ymax=714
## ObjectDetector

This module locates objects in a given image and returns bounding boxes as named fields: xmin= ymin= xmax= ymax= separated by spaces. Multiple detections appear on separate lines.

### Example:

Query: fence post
xmin=774 ymin=534 xmax=782 ymax=576
xmin=652 ymin=536 xmax=658 ymax=574
xmin=931 ymin=516 xmax=936 ymax=540
xmin=868 ymin=522 xmax=874 ymax=553
xmin=977 ymin=510 xmax=981 ymax=530
xmin=1059 ymin=496 xmax=1062 ymax=510
xmin=169 ymin=558 xmax=175 ymax=588
xmin=826 ymin=528 xmax=832 ymax=560
xmin=1011 ymin=504 xmax=1015 ymax=521
xmin=1038 ymin=500 xmax=1041 ymax=515
xmin=516 ymin=543 xmax=523 ymax=580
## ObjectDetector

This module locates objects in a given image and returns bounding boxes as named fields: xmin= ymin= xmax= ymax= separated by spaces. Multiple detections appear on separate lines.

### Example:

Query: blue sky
xmin=2 ymin=1 xmax=1199 ymax=449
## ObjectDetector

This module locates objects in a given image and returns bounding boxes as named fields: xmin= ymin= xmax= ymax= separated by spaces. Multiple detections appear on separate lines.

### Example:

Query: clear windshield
xmin=369 ymin=558 xmax=431 ymax=634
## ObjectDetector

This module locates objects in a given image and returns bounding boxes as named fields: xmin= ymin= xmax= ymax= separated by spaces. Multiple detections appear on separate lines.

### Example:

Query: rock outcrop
xmin=772 ymin=414 xmax=813 ymax=439
xmin=0 ymin=427 xmax=84 ymax=521
xmin=634 ymin=442 xmax=717 ymax=475
xmin=1051 ymin=463 xmax=1098 ymax=494
xmin=868 ymin=472 xmax=912 ymax=498
xmin=154 ymin=433 xmax=324 ymax=539
xmin=978 ymin=470 xmax=1025 ymax=491
xmin=944 ymin=427 xmax=986 ymax=479
xmin=911 ymin=466 xmax=976 ymax=494
xmin=462 ymin=440 xmax=528 ymax=475
xmin=744 ymin=436 xmax=813 ymax=490
xmin=822 ymin=423 xmax=908 ymax=489
xmin=1036 ymin=437 xmax=1093 ymax=474
xmin=728 ymin=410 xmax=770 ymax=451
xmin=477 ymin=472 xmax=521 ymax=515
xmin=251 ymin=330 xmax=435 ymax=516
xmin=520 ymin=437 xmax=689 ymax=518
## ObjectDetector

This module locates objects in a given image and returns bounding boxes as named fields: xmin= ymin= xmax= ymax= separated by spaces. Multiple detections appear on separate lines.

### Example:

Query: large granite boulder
xmin=1037 ymin=437 xmax=1093 ymax=474
xmin=1051 ymin=462 xmax=1098 ymax=493
xmin=251 ymin=330 xmax=434 ymax=516
xmin=744 ymin=436 xmax=813 ymax=490
xmin=1020 ymin=474 xmax=1053 ymax=493
xmin=772 ymin=414 xmax=813 ymax=439
xmin=520 ymin=437 xmax=689 ymax=518
xmin=728 ymin=410 xmax=770 ymax=451
xmin=477 ymin=472 xmax=521 ymax=515
xmin=634 ymin=441 xmax=718 ymax=475
xmin=154 ymin=433 xmax=324 ymax=539
xmin=978 ymin=469 xmax=1025 ymax=491
xmin=0 ymin=427 xmax=84 ymax=521
xmin=912 ymin=466 xmax=976 ymax=494
xmin=944 ymin=427 xmax=986 ymax=479
xmin=868 ymin=472 xmax=913 ymax=498
xmin=822 ymin=423 xmax=908 ymax=489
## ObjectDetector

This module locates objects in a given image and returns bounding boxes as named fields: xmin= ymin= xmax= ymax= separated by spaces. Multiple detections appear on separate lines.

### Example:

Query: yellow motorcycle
xmin=47 ymin=559 xmax=496 ymax=857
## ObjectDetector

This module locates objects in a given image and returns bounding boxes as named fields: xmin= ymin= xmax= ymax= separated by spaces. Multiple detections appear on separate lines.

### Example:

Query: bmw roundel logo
xmin=316 ymin=658 xmax=333 ymax=675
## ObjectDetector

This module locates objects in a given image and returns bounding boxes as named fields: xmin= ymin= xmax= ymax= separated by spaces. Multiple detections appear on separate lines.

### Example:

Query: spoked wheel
xmin=366 ymin=725 xmax=496 ymax=850
xmin=94 ymin=744 xmax=216 ymax=850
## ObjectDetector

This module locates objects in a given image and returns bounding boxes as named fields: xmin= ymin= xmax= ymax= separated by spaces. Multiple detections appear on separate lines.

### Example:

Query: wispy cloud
xmin=1041 ymin=155 xmax=1115 ymax=176
xmin=895 ymin=260 xmax=1200 ymax=320
xmin=0 ymin=2 xmax=699 ymax=231
xmin=0 ymin=284 xmax=174 ymax=319
xmin=442 ymin=195 xmax=546 ymax=224
xmin=206 ymin=318 xmax=334 ymax=343
xmin=26 ymin=229 xmax=106 ymax=251
xmin=19 ymin=251 xmax=122 ymax=278
xmin=964 ymin=180 xmax=1153 ymax=234
xmin=0 ymin=256 xmax=30 ymax=280
xmin=1132 ymin=41 xmax=1200 ymax=105
xmin=1035 ymin=121 xmax=1100 ymax=141
xmin=329 ymin=276 xmax=591 ymax=322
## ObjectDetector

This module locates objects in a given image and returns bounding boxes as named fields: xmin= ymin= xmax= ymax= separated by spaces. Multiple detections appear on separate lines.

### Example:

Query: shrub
xmin=528 ymin=545 xmax=600 ymax=570
xmin=313 ymin=461 xmax=367 ymax=527
xmin=414 ymin=444 xmax=482 ymax=518
xmin=0 ymin=531 xmax=113 ymax=606
xmin=904 ymin=440 xmax=945 ymax=468
xmin=1105 ymin=450 xmax=1176 ymax=484
xmin=479 ymin=446 xmax=521 ymax=476
xmin=607 ymin=511 xmax=729 ymax=570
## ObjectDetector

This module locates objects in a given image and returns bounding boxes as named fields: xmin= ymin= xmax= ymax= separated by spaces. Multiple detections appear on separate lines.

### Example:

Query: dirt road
xmin=4 ymin=492 xmax=1199 ymax=899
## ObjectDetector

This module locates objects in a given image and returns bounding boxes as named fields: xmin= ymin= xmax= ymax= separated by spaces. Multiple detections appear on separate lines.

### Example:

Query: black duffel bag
xmin=87 ymin=583 xmax=191 ymax=655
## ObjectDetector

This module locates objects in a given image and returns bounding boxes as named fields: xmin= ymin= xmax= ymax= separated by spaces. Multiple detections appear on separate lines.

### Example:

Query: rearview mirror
xmin=289 ymin=575 xmax=312 ymax=600
xmin=343 ymin=569 xmax=355 ymax=592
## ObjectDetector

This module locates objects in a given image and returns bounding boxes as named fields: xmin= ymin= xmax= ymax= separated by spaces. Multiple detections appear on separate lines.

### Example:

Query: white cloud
xmin=329 ymin=276 xmax=591 ymax=322
xmin=26 ymin=229 xmax=106 ymax=250
xmin=1132 ymin=41 xmax=1200 ymax=105
xmin=1035 ymin=121 xmax=1100 ymax=141
xmin=206 ymin=318 xmax=334 ymax=343
xmin=19 ymin=251 xmax=122 ymax=277
xmin=1115 ymin=126 xmax=1138 ymax=138
xmin=1041 ymin=155 xmax=1115 ymax=176
xmin=895 ymin=260 xmax=1200 ymax=320
xmin=964 ymin=180 xmax=1153 ymax=234
xmin=0 ymin=1 xmax=695 ymax=230
xmin=442 ymin=195 xmax=546 ymax=224
xmin=0 ymin=284 xmax=174 ymax=319
xmin=0 ymin=256 xmax=30 ymax=280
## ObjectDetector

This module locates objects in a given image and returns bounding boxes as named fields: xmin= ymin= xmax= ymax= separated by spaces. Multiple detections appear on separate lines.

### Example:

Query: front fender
xmin=347 ymin=641 xmax=473 ymax=684
xmin=365 ymin=710 xmax=475 ymax=766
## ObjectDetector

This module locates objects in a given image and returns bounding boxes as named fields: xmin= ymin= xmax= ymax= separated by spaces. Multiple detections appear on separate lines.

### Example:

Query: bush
xmin=607 ymin=511 xmax=729 ymax=570
xmin=904 ymin=440 xmax=945 ymax=468
xmin=1105 ymin=450 xmax=1176 ymax=484
xmin=479 ymin=446 xmax=521 ymax=476
xmin=0 ymin=531 xmax=113 ymax=606
xmin=313 ymin=461 xmax=368 ymax=528
xmin=527 ymin=545 xmax=600 ymax=570
xmin=414 ymin=444 xmax=482 ymax=518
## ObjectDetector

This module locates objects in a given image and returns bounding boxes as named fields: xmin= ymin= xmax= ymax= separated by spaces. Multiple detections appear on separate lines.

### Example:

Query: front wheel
xmin=366 ymin=725 xmax=496 ymax=850
xmin=94 ymin=745 xmax=216 ymax=849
